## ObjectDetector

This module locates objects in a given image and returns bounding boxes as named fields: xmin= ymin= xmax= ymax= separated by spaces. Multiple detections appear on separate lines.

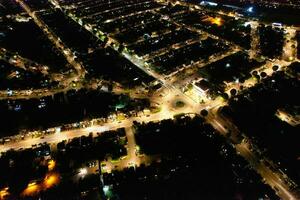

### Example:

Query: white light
xmin=79 ymin=168 xmax=87 ymax=176
xmin=7 ymin=90 xmax=13 ymax=96
xmin=55 ymin=127 xmax=61 ymax=133
xmin=200 ymin=1 xmax=218 ymax=6
xmin=208 ymin=2 xmax=218 ymax=6
xmin=247 ymin=7 xmax=254 ymax=13
xmin=244 ymin=22 xmax=251 ymax=27
xmin=272 ymin=22 xmax=282 ymax=28
xmin=103 ymin=185 xmax=109 ymax=193
xmin=86 ymin=126 xmax=108 ymax=133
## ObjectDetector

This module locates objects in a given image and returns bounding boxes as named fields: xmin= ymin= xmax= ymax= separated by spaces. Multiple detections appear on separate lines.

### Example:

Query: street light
xmin=247 ymin=7 xmax=254 ymax=13
xmin=79 ymin=168 xmax=87 ymax=176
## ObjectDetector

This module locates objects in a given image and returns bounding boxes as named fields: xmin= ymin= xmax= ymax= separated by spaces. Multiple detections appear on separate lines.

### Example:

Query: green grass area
xmin=151 ymin=106 xmax=162 ymax=113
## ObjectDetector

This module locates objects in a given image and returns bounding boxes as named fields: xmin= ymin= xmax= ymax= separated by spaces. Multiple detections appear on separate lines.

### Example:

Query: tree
xmin=272 ymin=65 xmax=279 ymax=71
xmin=200 ymin=109 xmax=208 ymax=117
xmin=260 ymin=72 xmax=267 ymax=78
xmin=252 ymin=71 xmax=258 ymax=76
xmin=230 ymin=89 xmax=237 ymax=96
xmin=103 ymin=37 xmax=109 ymax=46
xmin=254 ymin=74 xmax=260 ymax=80
xmin=118 ymin=44 xmax=124 ymax=52
xmin=222 ymin=93 xmax=229 ymax=100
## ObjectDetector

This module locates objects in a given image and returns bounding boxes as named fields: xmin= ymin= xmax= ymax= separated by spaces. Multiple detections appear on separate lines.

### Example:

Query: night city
xmin=0 ymin=0 xmax=299 ymax=199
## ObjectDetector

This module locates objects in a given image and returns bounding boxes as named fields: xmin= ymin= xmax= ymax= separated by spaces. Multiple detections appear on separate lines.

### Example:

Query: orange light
xmin=203 ymin=16 xmax=224 ymax=26
xmin=43 ymin=173 xmax=59 ymax=189
xmin=22 ymin=182 xmax=40 ymax=196
xmin=48 ymin=160 xmax=56 ymax=171
xmin=211 ymin=17 xmax=223 ymax=26
xmin=27 ymin=182 xmax=37 ymax=187
xmin=0 ymin=187 xmax=9 ymax=199
xmin=228 ymin=12 xmax=235 ymax=17
xmin=21 ymin=173 xmax=60 ymax=197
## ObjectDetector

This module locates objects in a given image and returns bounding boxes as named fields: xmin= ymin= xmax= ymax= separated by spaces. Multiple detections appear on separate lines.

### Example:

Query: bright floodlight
xmin=103 ymin=185 xmax=112 ymax=196
xmin=79 ymin=168 xmax=87 ymax=176
xmin=244 ymin=22 xmax=251 ymax=27
xmin=55 ymin=127 xmax=61 ymax=133
xmin=247 ymin=7 xmax=254 ymax=13
xmin=103 ymin=185 xmax=109 ymax=193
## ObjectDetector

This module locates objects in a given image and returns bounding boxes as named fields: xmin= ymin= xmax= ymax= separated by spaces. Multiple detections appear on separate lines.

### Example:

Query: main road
xmin=0 ymin=96 xmax=198 ymax=152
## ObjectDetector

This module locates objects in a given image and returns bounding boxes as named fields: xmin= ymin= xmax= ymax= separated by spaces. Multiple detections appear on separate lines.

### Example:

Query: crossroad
xmin=5 ymin=0 xmax=87 ymax=100
xmin=1 ymin=0 xmax=299 ymax=199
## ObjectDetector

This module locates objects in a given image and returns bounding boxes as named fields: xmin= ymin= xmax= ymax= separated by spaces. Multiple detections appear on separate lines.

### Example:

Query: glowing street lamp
xmin=43 ymin=174 xmax=59 ymax=189
xmin=247 ymin=6 xmax=254 ymax=13
xmin=0 ymin=187 xmax=9 ymax=199
xmin=79 ymin=168 xmax=88 ymax=176
xmin=48 ymin=160 xmax=56 ymax=171
xmin=22 ymin=182 xmax=39 ymax=196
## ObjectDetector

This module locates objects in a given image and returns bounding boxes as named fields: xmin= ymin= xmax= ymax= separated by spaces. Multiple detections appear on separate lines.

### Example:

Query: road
xmin=224 ymin=58 xmax=295 ymax=97
xmin=237 ymin=142 xmax=297 ymax=200
xmin=0 ymin=99 xmax=190 ymax=153
xmin=207 ymin=111 xmax=299 ymax=200
xmin=4 ymin=0 xmax=299 ymax=199
xmin=126 ymin=27 xmax=179 ymax=47
xmin=142 ymin=37 xmax=202 ymax=61
xmin=0 ymin=48 xmax=50 ymax=76
xmin=1 ymin=99 xmax=297 ymax=199
xmin=169 ymin=47 xmax=240 ymax=91
xmin=100 ymin=126 xmax=158 ymax=173
xmin=283 ymin=27 xmax=297 ymax=61
xmin=8 ymin=0 xmax=87 ymax=100
xmin=249 ymin=21 xmax=260 ymax=59
xmin=169 ymin=0 xmax=299 ymax=62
